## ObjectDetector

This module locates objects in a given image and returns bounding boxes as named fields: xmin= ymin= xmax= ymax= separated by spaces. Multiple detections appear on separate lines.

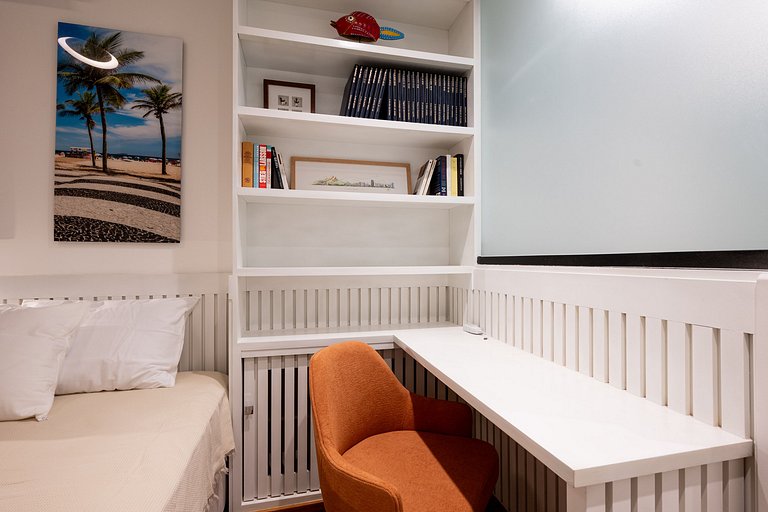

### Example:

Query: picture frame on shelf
xmin=291 ymin=157 xmax=411 ymax=194
xmin=263 ymin=79 xmax=315 ymax=113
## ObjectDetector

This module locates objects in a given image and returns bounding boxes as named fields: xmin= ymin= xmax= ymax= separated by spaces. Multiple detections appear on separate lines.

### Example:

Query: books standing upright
xmin=241 ymin=141 xmax=254 ymax=187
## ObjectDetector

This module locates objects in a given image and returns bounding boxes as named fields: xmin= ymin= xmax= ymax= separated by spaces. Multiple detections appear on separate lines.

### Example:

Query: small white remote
xmin=462 ymin=323 xmax=483 ymax=335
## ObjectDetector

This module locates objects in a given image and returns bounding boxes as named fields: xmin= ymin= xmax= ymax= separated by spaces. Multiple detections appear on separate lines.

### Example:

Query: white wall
xmin=0 ymin=0 xmax=231 ymax=276
xmin=481 ymin=0 xmax=768 ymax=257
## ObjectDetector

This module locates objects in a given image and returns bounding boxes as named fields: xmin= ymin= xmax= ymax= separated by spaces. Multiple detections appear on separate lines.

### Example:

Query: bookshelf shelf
xmin=238 ymin=107 xmax=473 ymax=147
xmin=238 ymin=26 xmax=474 ymax=78
xmin=235 ymin=265 xmax=474 ymax=277
xmin=237 ymin=187 xmax=474 ymax=208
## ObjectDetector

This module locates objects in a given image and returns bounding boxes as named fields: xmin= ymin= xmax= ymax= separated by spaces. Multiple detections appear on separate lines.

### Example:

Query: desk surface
xmin=393 ymin=327 xmax=753 ymax=488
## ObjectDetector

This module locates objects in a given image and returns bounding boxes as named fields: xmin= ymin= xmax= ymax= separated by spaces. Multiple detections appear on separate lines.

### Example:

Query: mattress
xmin=0 ymin=371 xmax=234 ymax=512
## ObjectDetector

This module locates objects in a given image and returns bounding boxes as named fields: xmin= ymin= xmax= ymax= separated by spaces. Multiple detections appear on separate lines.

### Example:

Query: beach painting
xmin=54 ymin=22 xmax=183 ymax=242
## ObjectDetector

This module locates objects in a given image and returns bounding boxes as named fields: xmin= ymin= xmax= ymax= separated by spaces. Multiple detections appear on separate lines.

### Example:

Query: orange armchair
xmin=309 ymin=341 xmax=499 ymax=512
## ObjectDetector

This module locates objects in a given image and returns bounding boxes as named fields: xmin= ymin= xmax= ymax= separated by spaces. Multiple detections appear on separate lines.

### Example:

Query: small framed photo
xmin=263 ymin=79 xmax=315 ymax=113
xmin=291 ymin=157 xmax=411 ymax=194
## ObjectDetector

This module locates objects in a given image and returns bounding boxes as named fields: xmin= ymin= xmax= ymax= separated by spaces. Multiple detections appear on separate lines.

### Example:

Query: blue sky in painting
xmin=55 ymin=22 xmax=183 ymax=159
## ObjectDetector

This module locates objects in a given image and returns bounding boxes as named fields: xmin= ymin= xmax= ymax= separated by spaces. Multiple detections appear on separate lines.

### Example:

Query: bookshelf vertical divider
xmin=230 ymin=1 xmax=480 ymax=509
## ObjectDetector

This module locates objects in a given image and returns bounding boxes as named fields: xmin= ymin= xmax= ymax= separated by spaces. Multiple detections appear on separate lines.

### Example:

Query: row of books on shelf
xmin=241 ymin=142 xmax=289 ymax=188
xmin=413 ymin=154 xmax=464 ymax=196
xmin=340 ymin=64 xmax=468 ymax=127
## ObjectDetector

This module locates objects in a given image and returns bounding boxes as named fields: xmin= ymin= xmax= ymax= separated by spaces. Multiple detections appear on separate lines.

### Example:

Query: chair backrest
xmin=310 ymin=341 xmax=411 ymax=455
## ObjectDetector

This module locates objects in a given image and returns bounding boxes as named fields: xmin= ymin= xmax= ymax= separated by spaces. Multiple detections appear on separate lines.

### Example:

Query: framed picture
xmin=263 ymin=79 xmax=315 ymax=113
xmin=291 ymin=157 xmax=411 ymax=194
xmin=54 ymin=22 xmax=183 ymax=243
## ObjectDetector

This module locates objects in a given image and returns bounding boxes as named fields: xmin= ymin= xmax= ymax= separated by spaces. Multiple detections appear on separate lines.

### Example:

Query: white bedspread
xmin=0 ymin=371 xmax=234 ymax=512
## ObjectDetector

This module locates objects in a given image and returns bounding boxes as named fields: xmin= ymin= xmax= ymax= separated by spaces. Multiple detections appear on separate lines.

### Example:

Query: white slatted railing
xmin=240 ymin=275 xmax=470 ymax=332
xmin=471 ymin=267 xmax=756 ymax=512
xmin=0 ymin=273 xmax=229 ymax=374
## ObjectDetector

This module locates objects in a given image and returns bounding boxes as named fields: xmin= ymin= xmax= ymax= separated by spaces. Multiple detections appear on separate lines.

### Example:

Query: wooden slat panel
xmin=272 ymin=289 xmax=283 ymax=331
xmin=296 ymin=289 xmax=307 ymax=329
xmin=517 ymin=444 xmax=526 ymax=512
xmin=501 ymin=433 xmax=510 ymax=508
xmin=270 ymin=357 xmax=283 ymax=497
xmin=592 ymin=309 xmax=608 ymax=383
xmin=524 ymin=298 xmax=533 ymax=353
xmin=339 ymin=288 xmax=350 ymax=327
xmin=720 ymin=330 xmax=750 ymax=438
xmin=546 ymin=468 xmax=558 ymax=512
xmin=420 ymin=286 xmax=430 ymax=324
xmin=578 ymin=306 xmax=592 ymax=377
xmin=349 ymin=288 xmax=360 ymax=327
xmin=626 ymin=315 xmax=646 ymax=397
xmin=360 ymin=287 xmax=371 ymax=327
xmin=725 ymin=459 xmax=744 ymax=512
xmin=554 ymin=303 xmax=565 ymax=366
xmin=515 ymin=296 xmax=524 ymax=349
xmin=527 ymin=451 xmax=536 ymax=511
xmin=585 ymin=484 xmax=606 ymax=512
xmin=608 ymin=311 xmax=626 ymax=389
xmin=612 ymin=478 xmax=631 ymax=512
xmin=261 ymin=289 xmax=272 ymax=331
xmin=283 ymin=355 xmax=297 ymax=495
xmin=243 ymin=358 xmax=257 ymax=501
xmin=317 ymin=288 xmax=329 ymax=328
xmin=636 ymin=474 xmax=655 ymax=512
xmin=505 ymin=294 xmax=514 ymax=345
xmin=533 ymin=299 xmax=543 ymax=357
xmin=645 ymin=317 xmax=667 ymax=406
xmin=543 ymin=301 xmax=554 ymax=362
xmin=328 ymin=288 xmax=338 ymax=329
xmin=191 ymin=301 xmax=204 ymax=371
xmin=297 ymin=354 xmax=309 ymax=492
xmin=536 ymin=459 xmax=546 ymax=512
xmin=661 ymin=470 xmax=681 ymax=512
xmin=284 ymin=289 xmax=296 ymax=330
xmin=566 ymin=484 xmax=586 ymax=512
xmin=706 ymin=463 xmax=724 ymax=512
xmin=692 ymin=326 xmax=719 ymax=426
xmin=667 ymin=321 xmax=691 ymax=415
xmin=565 ymin=304 xmax=578 ymax=371
xmin=306 ymin=288 xmax=318 ymax=329
xmin=684 ymin=466 xmax=703 ymax=512
xmin=256 ymin=357 xmax=269 ymax=499
xmin=203 ymin=294 xmax=215 ymax=371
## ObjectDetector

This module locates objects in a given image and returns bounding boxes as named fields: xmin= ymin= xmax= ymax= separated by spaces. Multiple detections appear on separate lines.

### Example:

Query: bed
xmin=0 ymin=371 xmax=234 ymax=512
xmin=0 ymin=273 xmax=234 ymax=512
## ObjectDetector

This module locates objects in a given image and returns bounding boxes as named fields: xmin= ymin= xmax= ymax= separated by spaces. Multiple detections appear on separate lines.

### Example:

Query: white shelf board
xmin=395 ymin=327 xmax=753 ymax=488
xmin=236 ymin=265 xmax=474 ymax=277
xmin=261 ymin=0 xmax=471 ymax=31
xmin=237 ymin=187 xmax=474 ymax=209
xmin=238 ymin=107 xmax=472 ymax=148
xmin=239 ymin=27 xmax=474 ymax=77
xmin=238 ymin=322 xmax=454 ymax=356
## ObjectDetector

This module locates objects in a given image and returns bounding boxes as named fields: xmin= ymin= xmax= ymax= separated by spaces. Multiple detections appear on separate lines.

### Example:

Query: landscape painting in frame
xmin=54 ymin=22 xmax=183 ymax=242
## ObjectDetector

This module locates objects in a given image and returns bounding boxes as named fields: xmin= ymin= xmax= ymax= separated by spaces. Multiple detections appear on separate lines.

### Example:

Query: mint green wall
xmin=481 ymin=0 xmax=768 ymax=256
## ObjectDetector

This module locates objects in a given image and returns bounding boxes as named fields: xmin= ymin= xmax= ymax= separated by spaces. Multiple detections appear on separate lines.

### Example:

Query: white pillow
xmin=23 ymin=297 xmax=198 ymax=394
xmin=0 ymin=302 xmax=89 ymax=421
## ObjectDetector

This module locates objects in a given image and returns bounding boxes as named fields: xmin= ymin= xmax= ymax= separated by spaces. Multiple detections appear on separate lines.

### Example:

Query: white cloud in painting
xmin=119 ymin=31 xmax=183 ymax=88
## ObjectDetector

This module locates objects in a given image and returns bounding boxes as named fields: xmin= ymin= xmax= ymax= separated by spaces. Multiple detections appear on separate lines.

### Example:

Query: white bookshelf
xmin=230 ymin=0 xmax=479 ymax=509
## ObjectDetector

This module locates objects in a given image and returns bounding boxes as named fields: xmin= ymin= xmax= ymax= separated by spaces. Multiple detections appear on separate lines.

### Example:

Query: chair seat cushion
xmin=342 ymin=430 xmax=498 ymax=512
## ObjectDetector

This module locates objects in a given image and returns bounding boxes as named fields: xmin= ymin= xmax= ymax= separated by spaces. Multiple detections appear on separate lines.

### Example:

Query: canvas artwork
xmin=54 ymin=22 xmax=183 ymax=242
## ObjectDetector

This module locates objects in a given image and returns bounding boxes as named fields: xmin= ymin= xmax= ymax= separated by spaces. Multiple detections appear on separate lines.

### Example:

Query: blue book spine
xmin=439 ymin=155 xmax=447 ymax=196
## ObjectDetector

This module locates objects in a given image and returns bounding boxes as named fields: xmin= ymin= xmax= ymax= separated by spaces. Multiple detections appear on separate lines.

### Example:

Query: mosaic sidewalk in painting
xmin=54 ymin=169 xmax=181 ymax=243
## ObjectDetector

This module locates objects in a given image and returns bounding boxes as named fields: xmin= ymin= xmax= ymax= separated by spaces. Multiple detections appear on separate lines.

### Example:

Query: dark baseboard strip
xmin=478 ymin=250 xmax=768 ymax=270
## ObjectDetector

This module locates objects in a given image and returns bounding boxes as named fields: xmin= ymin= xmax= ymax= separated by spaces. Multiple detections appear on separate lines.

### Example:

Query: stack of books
xmin=340 ymin=64 xmax=468 ymax=126
xmin=412 ymin=154 xmax=464 ymax=196
xmin=241 ymin=142 xmax=289 ymax=189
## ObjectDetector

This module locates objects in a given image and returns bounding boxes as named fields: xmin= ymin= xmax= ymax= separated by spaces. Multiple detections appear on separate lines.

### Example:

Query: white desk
xmin=392 ymin=327 xmax=752 ymax=492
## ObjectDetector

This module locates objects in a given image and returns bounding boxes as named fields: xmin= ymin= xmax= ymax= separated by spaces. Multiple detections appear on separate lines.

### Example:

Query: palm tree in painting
xmin=57 ymin=31 xmax=159 ymax=174
xmin=56 ymin=91 xmax=111 ymax=168
xmin=131 ymin=84 xmax=182 ymax=176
